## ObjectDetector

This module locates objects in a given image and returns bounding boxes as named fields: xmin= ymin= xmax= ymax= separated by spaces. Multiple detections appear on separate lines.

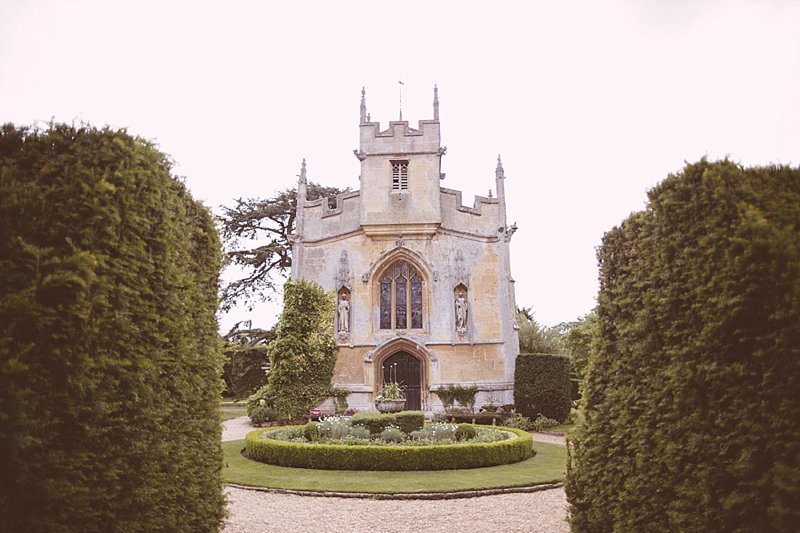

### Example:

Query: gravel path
xmin=222 ymin=415 xmax=255 ymax=442
xmin=221 ymin=417 xmax=569 ymax=533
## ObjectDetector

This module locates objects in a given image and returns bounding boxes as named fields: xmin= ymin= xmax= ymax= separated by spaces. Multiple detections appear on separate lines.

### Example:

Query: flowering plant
xmin=376 ymin=381 xmax=405 ymax=400
xmin=377 ymin=362 xmax=405 ymax=400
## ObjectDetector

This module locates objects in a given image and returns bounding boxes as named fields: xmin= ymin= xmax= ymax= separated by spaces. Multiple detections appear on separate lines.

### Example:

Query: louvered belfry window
xmin=391 ymin=160 xmax=409 ymax=191
xmin=379 ymin=260 xmax=422 ymax=329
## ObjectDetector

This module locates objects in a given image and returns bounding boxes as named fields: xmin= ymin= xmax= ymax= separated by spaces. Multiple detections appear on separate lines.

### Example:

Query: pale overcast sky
xmin=2 ymin=1 xmax=799 ymax=331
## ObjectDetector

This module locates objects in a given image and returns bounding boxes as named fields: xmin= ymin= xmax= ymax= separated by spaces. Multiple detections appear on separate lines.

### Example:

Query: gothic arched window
xmin=379 ymin=260 xmax=423 ymax=329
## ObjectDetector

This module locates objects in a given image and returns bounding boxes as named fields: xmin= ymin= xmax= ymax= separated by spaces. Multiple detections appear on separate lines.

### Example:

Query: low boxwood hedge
xmin=350 ymin=412 xmax=397 ymax=435
xmin=244 ymin=425 xmax=533 ymax=471
xmin=395 ymin=411 xmax=425 ymax=434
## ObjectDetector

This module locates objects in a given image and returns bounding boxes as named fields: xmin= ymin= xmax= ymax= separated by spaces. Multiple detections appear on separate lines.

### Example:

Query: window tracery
xmin=378 ymin=260 xmax=423 ymax=329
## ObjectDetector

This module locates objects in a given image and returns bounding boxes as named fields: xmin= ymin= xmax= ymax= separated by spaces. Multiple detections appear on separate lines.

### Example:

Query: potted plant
xmin=375 ymin=381 xmax=406 ymax=412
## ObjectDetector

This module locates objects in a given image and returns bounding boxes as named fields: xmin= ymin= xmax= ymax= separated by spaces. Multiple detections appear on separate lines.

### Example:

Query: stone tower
xmin=291 ymin=87 xmax=520 ymax=412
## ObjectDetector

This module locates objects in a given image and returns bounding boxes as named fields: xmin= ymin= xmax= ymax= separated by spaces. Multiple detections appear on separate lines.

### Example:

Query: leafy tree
xmin=262 ymin=279 xmax=337 ymax=419
xmin=567 ymin=160 xmax=800 ymax=532
xmin=222 ymin=321 xmax=275 ymax=399
xmin=0 ymin=123 xmax=225 ymax=531
xmin=559 ymin=311 xmax=598 ymax=382
xmin=219 ymin=183 xmax=346 ymax=311
xmin=516 ymin=306 xmax=565 ymax=355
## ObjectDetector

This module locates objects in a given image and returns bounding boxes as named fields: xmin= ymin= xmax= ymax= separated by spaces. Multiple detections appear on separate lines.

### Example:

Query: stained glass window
xmin=395 ymin=278 xmax=407 ymax=329
xmin=380 ymin=275 xmax=392 ymax=329
xmin=410 ymin=275 xmax=422 ymax=329
xmin=378 ymin=260 xmax=423 ymax=330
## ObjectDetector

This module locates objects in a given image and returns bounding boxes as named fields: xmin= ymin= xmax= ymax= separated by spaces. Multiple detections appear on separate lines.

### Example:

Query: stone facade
xmin=291 ymin=87 xmax=520 ymax=413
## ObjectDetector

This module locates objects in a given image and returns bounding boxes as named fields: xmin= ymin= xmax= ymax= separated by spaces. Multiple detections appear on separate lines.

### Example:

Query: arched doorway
xmin=381 ymin=351 xmax=422 ymax=410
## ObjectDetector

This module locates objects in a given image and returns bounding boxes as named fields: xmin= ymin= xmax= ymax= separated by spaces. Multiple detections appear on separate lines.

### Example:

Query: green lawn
xmin=547 ymin=423 xmax=575 ymax=435
xmin=220 ymin=406 xmax=247 ymax=422
xmin=222 ymin=439 xmax=566 ymax=493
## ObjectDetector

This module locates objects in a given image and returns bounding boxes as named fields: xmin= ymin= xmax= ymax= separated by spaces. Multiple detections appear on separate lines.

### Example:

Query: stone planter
xmin=375 ymin=399 xmax=406 ymax=413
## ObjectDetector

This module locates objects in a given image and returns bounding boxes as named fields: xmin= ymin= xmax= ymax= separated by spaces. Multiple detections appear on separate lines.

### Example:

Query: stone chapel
xmin=291 ymin=87 xmax=520 ymax=413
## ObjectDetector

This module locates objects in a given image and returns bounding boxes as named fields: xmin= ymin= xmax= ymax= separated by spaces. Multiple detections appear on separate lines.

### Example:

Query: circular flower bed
xmin=244 ymin=418 xmax=533 ymax=471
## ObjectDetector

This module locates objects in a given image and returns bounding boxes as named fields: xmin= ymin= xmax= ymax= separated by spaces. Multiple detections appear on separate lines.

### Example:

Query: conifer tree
xmin=262 ymin=279 xmax=337 ymax=419
xmin=0 ymin=123 xmax=225 ymax=532
xmin=567 ymin=160 xmax=800 ymax=532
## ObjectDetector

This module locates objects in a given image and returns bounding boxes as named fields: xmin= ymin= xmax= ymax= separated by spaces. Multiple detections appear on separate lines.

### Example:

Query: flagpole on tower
xmin=399 ymin=79 xmax=404 ymax=121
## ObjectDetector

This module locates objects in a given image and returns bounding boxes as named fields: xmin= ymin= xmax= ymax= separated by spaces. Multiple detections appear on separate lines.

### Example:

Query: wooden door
xmin=382 ymin=351 xmax=422 ymax=411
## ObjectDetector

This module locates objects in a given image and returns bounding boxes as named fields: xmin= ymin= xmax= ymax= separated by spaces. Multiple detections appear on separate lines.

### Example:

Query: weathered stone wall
xmin=291 ymin=95 xmax=519 ymax=413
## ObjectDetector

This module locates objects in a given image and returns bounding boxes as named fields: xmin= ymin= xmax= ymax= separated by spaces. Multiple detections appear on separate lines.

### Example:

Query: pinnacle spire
xmin=360 ymin=87 xmax=367 ymax=124
xmin=299 ymin=158 xmax=307 ymax=184
xmin=496 ymin=154 xmax=505 ymax=179
xmin=433 ymin=84 xmax=439 ymax=121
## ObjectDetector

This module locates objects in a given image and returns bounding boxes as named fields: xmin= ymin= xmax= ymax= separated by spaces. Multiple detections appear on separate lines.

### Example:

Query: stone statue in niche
xmin=455 ymin=291 xmax=468 ymax=334
xmin=338 ymin=293 xmax=350 ymax=333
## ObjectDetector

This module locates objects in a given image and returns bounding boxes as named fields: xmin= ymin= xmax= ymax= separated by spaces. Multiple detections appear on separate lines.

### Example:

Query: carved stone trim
xmin=334 ymin=250 xmax=352 ymax=289
xmin=364 ymin=337 xmax=438 ymax=363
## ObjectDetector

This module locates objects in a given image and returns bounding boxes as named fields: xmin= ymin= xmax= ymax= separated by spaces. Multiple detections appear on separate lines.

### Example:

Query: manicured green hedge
xmin=245 ymin=425 xmax=533 ymax=471
xmin=350 ymin=412 xmax=397 ymax=435
xmin=0 ymin=124 xmax=225 ymax=532
xmin=455 ymin=424 xmax=477 ymax=441
xmin=566 ymin=160 xmax=800 ymax=532
xmin=395 ymin=410 xmax=425 ymax=433
xmin=514 ymin=353 xmax=571 ymax=422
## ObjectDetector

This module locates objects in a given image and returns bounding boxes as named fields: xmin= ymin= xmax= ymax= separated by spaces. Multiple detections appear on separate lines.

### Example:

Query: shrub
xmin=380 ymin=425 xmax=405 ymax=443
xmin=303 ymin=422 xmax=320 ymax=442
xmin=503 ymin=413 xmax=534 ymax=431
xmin=0 ymin=123 xmax=225 ymax=531
xmin=454 ymin=385 xmax=478 ymax=412
xmin=395 ymin=410 xmax=425 ymax=434
xmin=436 ymin=384 xmax=479 ymax=413
xmin=349 ymin=425 xmax=372 ymax=439
xmin=350 ymin=413 xmax=397 ymax=435
xmin=331 ymin=388 xmax=349 ymax=415
xmin=245 ymin=425 xmax=533 ymax=470
xmin=567 ymin=160 xmax=800 ymax=532
xmin=221 ymin=326 xmax=274 ymax=399
xmin=481 ymin=405 xmax=498 ymax=413
xmin=316 ymin=417 xmax=353 ymax=439
xmin=409 ymin=428 xmax=431 ymax=440
xmin=455 ymin=424 xmax=477 ymax=441
xmin=514 ymin=353 xmax=571 ymax=422
xmin=246 ymin=387 xmax=278 ymax=424
xmin=428 ymin=422 xmax=458 ymax=441
xmin=531 ymin=414 xmax=560 ymax=432
xmin=264 ymin=279 xmax=337 ymax=420
xmin=249 ymin=403 xmax=278 ymax=426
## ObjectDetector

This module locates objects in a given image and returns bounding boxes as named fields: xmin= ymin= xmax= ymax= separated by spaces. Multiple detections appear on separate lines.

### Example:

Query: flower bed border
xmin=244 ymin=425 xmax=533 ymax=471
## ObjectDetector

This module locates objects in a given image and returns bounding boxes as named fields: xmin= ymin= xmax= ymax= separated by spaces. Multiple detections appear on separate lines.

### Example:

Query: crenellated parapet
xmin=358 ymin=120 xmax=442 ymax=156
xmin=299 ymin=190 xmax=362 ymax=243
xmin=439 ymin=187 xmax=503 ymax=239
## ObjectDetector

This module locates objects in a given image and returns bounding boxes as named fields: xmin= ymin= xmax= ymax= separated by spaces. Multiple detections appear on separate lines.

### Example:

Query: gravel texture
xmin=222 ymin=415 xmax=256 ymax=442
xmin=221 ymin=417 xmax=569 ymax=533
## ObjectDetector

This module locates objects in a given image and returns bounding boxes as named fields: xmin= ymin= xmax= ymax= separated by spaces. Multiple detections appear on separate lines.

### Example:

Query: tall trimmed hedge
xmin=0 ymin=124 xmax=225 ymax=532
xmin=566 ymin=160 xmax=800 ymax=532
xmin=263 ymin=279 xmax=337 ymax=419
xmin=514 ymin=353 xmax=572 ymax=422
